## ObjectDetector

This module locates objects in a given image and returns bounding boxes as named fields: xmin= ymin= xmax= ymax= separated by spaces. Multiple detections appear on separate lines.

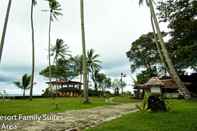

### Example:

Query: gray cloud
xmin=0 ymin=0 xmax=160 ymax=80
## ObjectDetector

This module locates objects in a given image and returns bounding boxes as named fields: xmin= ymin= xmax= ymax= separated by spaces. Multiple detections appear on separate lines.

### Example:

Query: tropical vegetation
xmin=126 ymin=0 xmax=197 ymax=99
xmin=13 ymin=74 xmax=31 ymax=97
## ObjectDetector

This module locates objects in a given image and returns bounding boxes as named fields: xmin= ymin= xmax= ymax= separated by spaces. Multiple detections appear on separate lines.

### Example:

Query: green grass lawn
xmin=0 ymin=96 xmax=136 ymax=115
xmin=86 ymin=100 xmax=197 ymax=131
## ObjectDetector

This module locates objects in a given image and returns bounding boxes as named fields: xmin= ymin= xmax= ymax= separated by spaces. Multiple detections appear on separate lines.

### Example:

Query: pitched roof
xmin=135 ymin=78 xmax=192 ymax=89
xmin=145 ymin=77 xmax=164 ymax=86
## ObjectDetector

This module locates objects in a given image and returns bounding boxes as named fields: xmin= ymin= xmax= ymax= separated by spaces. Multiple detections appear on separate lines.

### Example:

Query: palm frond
xmin=13 ymin=81 xmax=23 ymax=89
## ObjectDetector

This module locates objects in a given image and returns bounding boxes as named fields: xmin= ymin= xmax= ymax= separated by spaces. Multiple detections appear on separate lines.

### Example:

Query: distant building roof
xmin=46 ymin=80 xmax=82 ymax=85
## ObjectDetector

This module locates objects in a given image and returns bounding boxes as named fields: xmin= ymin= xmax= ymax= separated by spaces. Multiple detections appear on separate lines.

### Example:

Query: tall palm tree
xmin=87 ymin=49 xmax=101 ymax=94
xmin=14 ymin=74 xmax=31 ymax=97
xmin=0 ymin=0 xmax=12 ymax=63
xmin=29 ymin=0 xmax=37 ymax=101
xmin=46 ymin=0 xmax=62 ymax=87
xmin=80 ymin=0 xmax=89 ymax=103
xmin=139 ymin=0 xmax=191 ymax=99
xmin=51 ymin=38 xmax=70 ymax=97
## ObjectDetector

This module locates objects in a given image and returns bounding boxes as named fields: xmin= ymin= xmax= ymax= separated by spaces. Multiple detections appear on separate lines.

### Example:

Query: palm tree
xmin=29 ymin=0 xmax=37 ymax=101
xmin=0 ymin=0 xmax=12 ymax=63
xmin=46 ymin=0 xmax=62 ymax=87
xmin=51 ymin=38 xmax=70 ymax=96
xmin=51 ymin=39 xmax=70 ymax=63
xmin=80 ymin=0 xmax=89 ymax=103
xmin=87 ymin=49 xmax=101 ymax=94
xmin=14 ymin=74 xmax=31 ymax=97
xmin=138 ymin=0 xmax=191 ymax=99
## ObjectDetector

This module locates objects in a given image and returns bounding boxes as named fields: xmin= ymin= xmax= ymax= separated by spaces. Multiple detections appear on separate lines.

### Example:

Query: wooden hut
xmin=46 ymin=80 xmax=82 ymax=97
xmin=134 ymin=77 xmax=191 ymax=98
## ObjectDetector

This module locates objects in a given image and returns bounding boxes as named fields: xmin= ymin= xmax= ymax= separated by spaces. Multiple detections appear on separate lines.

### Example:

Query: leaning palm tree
xmin=138 ymin=0 xmax=191 ymax=99
xmin=87 ymin=49 xmax=101 ymax=94
xmin=29 ymin=0 xmax=37 ymax=101
xmin=14 ymin=74 xmax=31 ymax=97
xmin=0 ymin=0 xmax=12 ymax=63
xmin=45 ymin=0 xmax=62 ymax=87
xmin=80 ymin=0 xmax=89 ymax=103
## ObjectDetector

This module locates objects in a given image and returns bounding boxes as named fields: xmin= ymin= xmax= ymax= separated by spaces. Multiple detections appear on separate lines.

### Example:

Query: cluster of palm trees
xmin=0 ymin=0 xmax=89 ymax=101
xmin=0 ymin=0 xmax=191 ymax=101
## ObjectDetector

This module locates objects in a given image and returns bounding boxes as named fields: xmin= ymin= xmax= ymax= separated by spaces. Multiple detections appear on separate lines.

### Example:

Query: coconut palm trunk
xmin=29 ymin=0 xmax=35 ymax=101
xmin=148 ymin=0 xmax=191 ymax=99
xmin=150 ymin=15 xmax=166 ymax=67
xmin=0 ymin=0 xmax=12 ymax=63
xmin=80 ymin=0 xmax=89 ymax=103
xmin=23 ymin=89 xmax=26 ymax=97
xmin=48 ymin=13 xmax=52 ymax=87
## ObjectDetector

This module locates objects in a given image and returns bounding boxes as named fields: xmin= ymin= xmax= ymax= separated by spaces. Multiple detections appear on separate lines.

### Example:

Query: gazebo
xmin=46 ymin=80 xmax=82 ymax=97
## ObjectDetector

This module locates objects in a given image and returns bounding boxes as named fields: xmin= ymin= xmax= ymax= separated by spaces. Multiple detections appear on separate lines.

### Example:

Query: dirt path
xmin=12 ymin=103 xmax=139 ymax=131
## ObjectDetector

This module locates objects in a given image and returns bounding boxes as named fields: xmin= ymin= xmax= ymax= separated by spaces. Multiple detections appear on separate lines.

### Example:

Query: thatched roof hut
xmin=145 ymin=77 xmax=164 ymax=86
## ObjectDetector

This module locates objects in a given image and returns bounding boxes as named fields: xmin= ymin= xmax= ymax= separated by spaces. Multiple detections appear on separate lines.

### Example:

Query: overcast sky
xmin=0 ymin=0 xmax=159 ymax=88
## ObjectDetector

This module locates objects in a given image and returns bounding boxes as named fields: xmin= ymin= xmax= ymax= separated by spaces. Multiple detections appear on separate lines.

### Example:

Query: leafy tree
xmin=0 ymin=0 xmax=12 ymax=63
xmin=29 ymin=0 xmax=37 ymax=101
xmin=136 ymin=67 xmax=158 ymax=84
xmin=157 ymin=0 xmax=197 ymax=71
xmin=137 ymin=0 xmax=191 ymax=99
xmin=80 ymin=0 xmax=89 ymax=103
xmin=14 ymin=74 xmax=31 ymax=97
xmin=126 ymin=32 xmax=160 ymax=73
xmin=126 ymin=33 xmax=167 ymax=84
xmin=40 ymin=58 xmax=78 ymax=80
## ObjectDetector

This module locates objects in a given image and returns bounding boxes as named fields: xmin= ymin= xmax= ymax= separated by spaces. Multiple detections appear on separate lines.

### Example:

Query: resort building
xmin=46 ymin=80 xmax=82 ymax=97
xmin=134 ymin=77 xmax=191 ymax=99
